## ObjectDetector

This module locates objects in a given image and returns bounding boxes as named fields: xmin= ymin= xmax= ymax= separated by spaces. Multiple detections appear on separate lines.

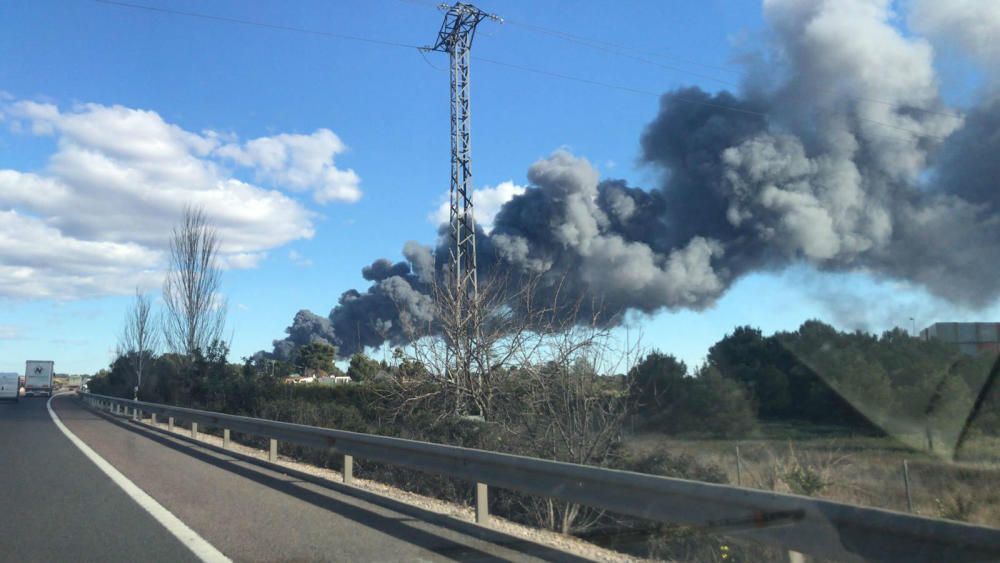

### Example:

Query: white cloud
xmin=217 ymin=129 xmax=362 ymax=204
xmin=909 ymin=0 xmax=1000 ymax=67
xmin=0 ymin=325 xmax=22 ymax=340
xmin=0 ymin=209 xmax=162 ymax=299
xmin=430 ymin=181 xmax=526 ymax=233
xmin=219 ymin=252 xmax=268 ymax=270
xmin=288 ymin=249 xmax=313 ymax=267
xmin=0 ymin=98 xmax=342 ymax=300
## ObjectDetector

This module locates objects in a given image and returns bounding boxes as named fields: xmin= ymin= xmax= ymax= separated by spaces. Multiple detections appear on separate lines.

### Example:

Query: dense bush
xmin=628 ymin=353 xmax=757 ymax=438
xmin=86 ymin=319 xmax=1000 ymax=560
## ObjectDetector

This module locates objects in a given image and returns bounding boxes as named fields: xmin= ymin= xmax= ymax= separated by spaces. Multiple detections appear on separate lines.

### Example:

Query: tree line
xmin=87 ymin=207 xmax=998 ymax=558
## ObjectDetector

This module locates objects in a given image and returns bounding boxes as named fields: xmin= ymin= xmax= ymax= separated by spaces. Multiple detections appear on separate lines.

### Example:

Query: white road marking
xmin=47 ymin=394 xmax=231 ymax=563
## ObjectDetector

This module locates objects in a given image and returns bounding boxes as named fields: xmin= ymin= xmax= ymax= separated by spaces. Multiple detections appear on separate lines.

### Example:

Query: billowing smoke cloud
xmin=272 ymin=247 xmax=436 ymax=360
xmin=269 ymin=0 xmax=1000 ymax=359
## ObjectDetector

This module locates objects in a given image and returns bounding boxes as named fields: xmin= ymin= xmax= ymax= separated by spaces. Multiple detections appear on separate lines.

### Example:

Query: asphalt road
xmin=0 ymin=394 xmax=582 ymax=562
xmin=0 ymin=395 xmax=200 ymax=563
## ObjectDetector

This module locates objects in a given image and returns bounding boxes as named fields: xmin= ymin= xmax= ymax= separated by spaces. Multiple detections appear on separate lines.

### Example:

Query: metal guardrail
xmin=80 ymin=392 xmax=1000 ymax=562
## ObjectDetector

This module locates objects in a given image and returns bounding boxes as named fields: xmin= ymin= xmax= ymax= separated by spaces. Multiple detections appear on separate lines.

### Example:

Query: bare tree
xmin=388 ymin=269 xmax=640 ymax=534
xmin=393 ymin=272 xmax=555 ymax=422
xmin=162 ymin=206 xmax=226 ymax=357
xmin=118 ymin=288 xmax=160 ymax=400
xmin=511 ymin=330 xmax=635 ymax=533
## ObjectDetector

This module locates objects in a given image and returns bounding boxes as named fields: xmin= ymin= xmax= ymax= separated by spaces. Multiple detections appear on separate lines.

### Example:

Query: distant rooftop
xmin=920 ymin=322 xmax=1000 ymax=355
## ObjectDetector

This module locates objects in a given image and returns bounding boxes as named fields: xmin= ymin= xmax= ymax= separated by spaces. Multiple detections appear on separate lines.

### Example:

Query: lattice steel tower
xmin=425 ymin=2 xmax=500 ymax=309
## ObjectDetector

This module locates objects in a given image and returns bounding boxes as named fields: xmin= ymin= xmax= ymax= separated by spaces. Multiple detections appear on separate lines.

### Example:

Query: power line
xmin=474 ymin=56 xmax=949 ymax=142
xmin=500 ymin=15 xmax=963 ymax=121
xmin=472 ymin=56 xmax=765 ymax=116
xmin=93 ymin=0 xmax=424 ymax=51
xmin=503 ymin=17 xmax=743 ymax=76
xmin=395 ymin=0 xmax=745 ymax=77
xmin=92 ymin=0 xmax=953 ymax=142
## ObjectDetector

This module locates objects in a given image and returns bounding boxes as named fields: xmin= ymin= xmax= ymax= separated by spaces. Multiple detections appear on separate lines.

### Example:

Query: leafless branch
xmin=162 ymin=206 xmax=227 ymax=356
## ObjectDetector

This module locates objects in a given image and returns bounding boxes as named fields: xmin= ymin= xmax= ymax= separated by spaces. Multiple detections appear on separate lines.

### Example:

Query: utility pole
xmin=424 ymin=2 xmax=500 ymax=414
xmin=425 ymin=2 xmax=500 ymax=305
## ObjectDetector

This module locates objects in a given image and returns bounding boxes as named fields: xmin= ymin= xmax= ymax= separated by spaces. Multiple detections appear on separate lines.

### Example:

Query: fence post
xmin=476 ymin=482 xmax=489 ymax=525
xmin=223 ymin=429 xmax=230 ymax=449
xmin=343 ymin=455 xmax=353 ymax=484
xmin=736 ymin=445 xmax=743 ymax=487
xmin=168 ymin=416 xmax=174 ymax=432
xmin=191 ymin=422 xmax=198 ymax=439
xmin=269 ymin=438 xmax=278 ymax=462
xmin=902 ymin=460 xmax=913 ymax=513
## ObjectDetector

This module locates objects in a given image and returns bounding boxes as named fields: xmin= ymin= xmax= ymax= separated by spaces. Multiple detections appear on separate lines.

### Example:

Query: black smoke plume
xmin=268 ymin=0 xmax=1000 ymax=360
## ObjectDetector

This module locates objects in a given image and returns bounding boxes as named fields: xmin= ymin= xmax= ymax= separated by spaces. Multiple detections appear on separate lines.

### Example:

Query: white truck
xmin=0 ymin=372 xmax=18 ymax=402
xmin=24 ymin=360 xmax=54 ymax=397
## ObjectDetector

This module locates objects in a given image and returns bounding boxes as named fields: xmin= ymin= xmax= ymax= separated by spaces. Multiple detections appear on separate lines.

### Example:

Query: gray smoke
xmin=269 ymin=0 xmax=1000 ymax=359
xmin=271 ymin=310 xmax=337 ymax=361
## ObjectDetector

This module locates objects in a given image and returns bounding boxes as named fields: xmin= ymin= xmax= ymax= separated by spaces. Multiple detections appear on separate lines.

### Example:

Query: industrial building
xmin=920 ymin=322 xmax=1000 ymax=355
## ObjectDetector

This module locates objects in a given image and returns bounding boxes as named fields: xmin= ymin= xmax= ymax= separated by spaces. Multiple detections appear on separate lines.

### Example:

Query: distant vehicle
xmin=0 ymin=372 xmax=19 ymax=402
xmin=24 ymin=361 xmax=55 ymax=397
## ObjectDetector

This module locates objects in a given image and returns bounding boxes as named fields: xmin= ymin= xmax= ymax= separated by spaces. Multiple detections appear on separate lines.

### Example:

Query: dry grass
xmin=627 ymin=426 xmax=1000 ymax=528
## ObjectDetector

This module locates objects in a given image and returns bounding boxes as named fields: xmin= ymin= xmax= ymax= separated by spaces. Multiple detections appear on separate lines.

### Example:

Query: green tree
xmin=296 ymin=342 xmax=337 ymax=376
xmin=347 ymin=353 xmax=381 ymax=382
xmin=666 ymin=366 xmax=757 ymax=437
xmin=627 ymin=351 xmax=688 ymax=418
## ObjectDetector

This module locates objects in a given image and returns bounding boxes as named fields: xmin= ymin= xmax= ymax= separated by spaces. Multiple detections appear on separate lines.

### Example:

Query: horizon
xmin=2 ymin=0 xmax=999 ymax=374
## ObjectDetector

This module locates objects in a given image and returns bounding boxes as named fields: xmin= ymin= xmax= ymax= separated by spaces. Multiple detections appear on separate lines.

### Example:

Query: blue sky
xmin=0 ymin=0 xmax=995 ymax=375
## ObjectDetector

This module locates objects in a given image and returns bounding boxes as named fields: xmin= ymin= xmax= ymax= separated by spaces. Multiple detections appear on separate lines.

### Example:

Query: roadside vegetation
xmin=86 ymin=209 xmax=1000 ymax=561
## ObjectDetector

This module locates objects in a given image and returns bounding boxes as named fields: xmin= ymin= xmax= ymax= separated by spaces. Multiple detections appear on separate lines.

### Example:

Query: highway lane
xmin=49 ymin=394 xmax=583 ymax=562
xmin=0 ymin=395 xmax=200 ymax=563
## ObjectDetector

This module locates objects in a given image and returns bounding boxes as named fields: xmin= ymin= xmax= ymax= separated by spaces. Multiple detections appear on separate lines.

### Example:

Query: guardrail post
xmin=735 ymin=445 xmax=743 ymax=486
xmin=168 ymin=416 xmax=174 ymax=432
xmin=191 ymin=422 xmax=198 ymax=439
xmin=476 ymin=482 xmax=489 ymax=525
xmin=133 ymin=408 xmax=140 ymax=421
xmin=788 ymin=551 xmax=805 ymax=563
xmin=151 ymin=413 xmax=157 ymax=425
xmin=269 ymin=438 xmax=278 ymax=462
xmin=343 ymin=455 xmax=353 ymax=484
xmin=223 ymin=429 xmax=231 ymax=449
xmin=902 ymin=460 xmax=913 ymax=513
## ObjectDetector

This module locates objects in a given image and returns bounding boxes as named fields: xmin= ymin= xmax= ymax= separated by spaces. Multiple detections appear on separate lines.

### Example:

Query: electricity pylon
xmin=424 ymin=2 xmax=500 ymax=414
xmin=425 ymin=2 xmax=500 ymax=306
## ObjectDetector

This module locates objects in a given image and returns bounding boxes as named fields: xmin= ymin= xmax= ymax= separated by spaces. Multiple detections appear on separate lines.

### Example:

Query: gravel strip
xmin=135 ymin=415 xmax=652 ymax=563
